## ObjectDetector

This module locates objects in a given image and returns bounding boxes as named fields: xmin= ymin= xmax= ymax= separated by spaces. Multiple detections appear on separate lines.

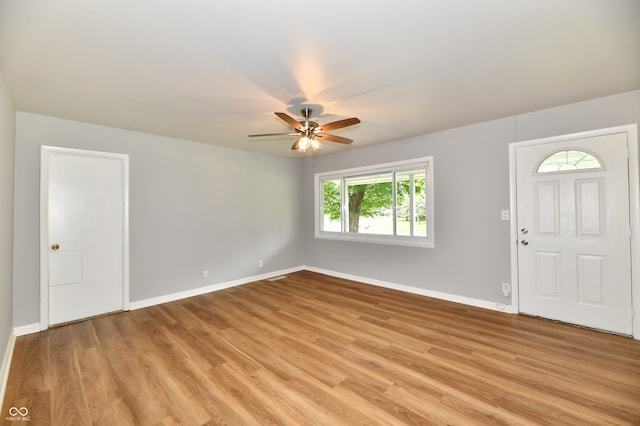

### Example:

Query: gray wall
xmin=303 ymin=90 xmax=640 ymax=304
xmin=11 ymin=90 xmax=640 ymax=327
xmin=0 ymin=67 xmax=15 ymax=362
xmin=13 ymin=113 xmax=304 ymax=326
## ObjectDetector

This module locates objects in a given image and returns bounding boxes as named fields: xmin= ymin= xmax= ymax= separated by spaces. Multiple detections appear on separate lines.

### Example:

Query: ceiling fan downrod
xmin=301 ymin=108 xmax=312 ymax=130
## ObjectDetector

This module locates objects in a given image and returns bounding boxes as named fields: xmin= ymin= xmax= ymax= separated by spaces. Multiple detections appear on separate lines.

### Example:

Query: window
xmin=536 ymin=149 xmax=602 ymax=174
xmin=315 ymin=157 xmax=434 ymax=247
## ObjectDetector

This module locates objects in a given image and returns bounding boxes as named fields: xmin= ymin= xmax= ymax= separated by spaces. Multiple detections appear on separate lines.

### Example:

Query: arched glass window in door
xmin=536 ymin=149 xmax=603 ymax=174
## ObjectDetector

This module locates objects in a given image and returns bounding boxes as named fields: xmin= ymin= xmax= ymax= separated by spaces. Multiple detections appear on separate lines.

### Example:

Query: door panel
xmin=516 ymin=132 xmax=632 ymax=335
xmin=49 ymin=249 xmax=83 ymax=287
xmin=535 ymin=251 xmax=560 ymax=298
xmin=577 ymin=254 xmax=603 ymax=304
xmin=45 ymin=148 xmax=127 ymax=326
xmin=576 ymin=180 xmax=603 ymax=236
xmin=535 ymin=182 xmax=558 ymax=234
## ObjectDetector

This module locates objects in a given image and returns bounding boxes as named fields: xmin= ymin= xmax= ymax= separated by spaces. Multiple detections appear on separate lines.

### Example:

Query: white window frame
xmin=314 ymin=157 xmax=434 ymax=248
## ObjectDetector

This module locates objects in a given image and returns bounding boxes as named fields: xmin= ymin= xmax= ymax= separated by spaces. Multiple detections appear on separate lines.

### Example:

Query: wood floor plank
xmin=3 ymin=270 xmax=640 ymax=425
xmin=49 ymin=326 xmax=92 ymax=426
xmin=209 ymin=363 xmax=285 ymax=425
xmin=285 ymin=374 xmax=388 ymax=425
xmin=106 ymin=314 xmax=173 ymax=425
xmin=77 ymin=345 xmax=121 ymax=423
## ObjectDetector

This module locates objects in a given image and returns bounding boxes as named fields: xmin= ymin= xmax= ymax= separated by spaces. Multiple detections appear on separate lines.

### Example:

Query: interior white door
xmin=516 ymin=132 xmax=632 ymax=335
xmin=44 ymin=148 xmax=127 ymax=326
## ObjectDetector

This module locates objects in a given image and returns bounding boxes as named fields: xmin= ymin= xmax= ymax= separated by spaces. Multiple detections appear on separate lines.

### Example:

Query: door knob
xmin=521 ymin=228 xmax=528 ymax=234
xmin=520 ymin=239 xmax=529 ymax=246
xmin=51 ymin=243 xmax=60 ymax=251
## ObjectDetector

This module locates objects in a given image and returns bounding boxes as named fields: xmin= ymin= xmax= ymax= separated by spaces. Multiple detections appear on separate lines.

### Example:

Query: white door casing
xmin=40 ymin=146 xmax=129 ymax=328
xmin=509 ymin=125 xmax=640 ymax=338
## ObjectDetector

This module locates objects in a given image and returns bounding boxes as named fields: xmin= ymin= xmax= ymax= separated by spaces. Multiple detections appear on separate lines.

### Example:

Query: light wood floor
xmin=3 ymin=271 xmax=640 ymax=425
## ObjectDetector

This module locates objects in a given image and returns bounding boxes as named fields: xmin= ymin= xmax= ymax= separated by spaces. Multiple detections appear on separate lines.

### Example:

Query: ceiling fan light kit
xmin=249 ymin=107 xmax=360 ymax=152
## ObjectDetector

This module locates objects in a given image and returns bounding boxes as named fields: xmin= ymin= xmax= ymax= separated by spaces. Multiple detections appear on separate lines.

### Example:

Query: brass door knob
xmin=51 ymin=243 xmax=60 ymax=251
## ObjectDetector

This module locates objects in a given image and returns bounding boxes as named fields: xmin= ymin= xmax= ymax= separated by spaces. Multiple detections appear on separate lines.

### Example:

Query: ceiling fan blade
xmin=275 ymin=112 xmax=303 ymax=131
xmin=319 ymin=117 xmax=360 ymax=132
xmin=248 ymin=132 xmax=294 ymax=137
xmin=317 ymin=133 xmax=353 ymax=144
xmin=291 ymin=137 xmax=302 ymax=151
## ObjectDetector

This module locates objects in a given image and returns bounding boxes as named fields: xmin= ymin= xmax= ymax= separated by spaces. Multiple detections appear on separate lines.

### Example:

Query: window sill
xmin=315 ymin=231 xmax=435 ymax=248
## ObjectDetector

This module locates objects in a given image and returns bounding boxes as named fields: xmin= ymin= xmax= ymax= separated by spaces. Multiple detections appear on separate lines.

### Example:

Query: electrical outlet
xmin=202 ymin=269 xmax=209 ymax=278
xmin=502 ymin=282 xmax=510 ymax=296
xmin=258 ymin=260 xmax=264 ymax=268
xmin=501 ymin=210 xmax=510 ymax=221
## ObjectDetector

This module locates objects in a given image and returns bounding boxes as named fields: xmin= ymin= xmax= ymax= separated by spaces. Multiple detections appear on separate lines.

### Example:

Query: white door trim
xmin=40 ymin=146 xmax=130 ymax=330
xmin=509 ymin=124 xmax=639 ymax=339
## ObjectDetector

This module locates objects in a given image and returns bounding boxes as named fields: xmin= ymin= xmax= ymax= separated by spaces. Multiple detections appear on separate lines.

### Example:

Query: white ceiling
xmin=0 ymin=0 xmax=639 ymax=157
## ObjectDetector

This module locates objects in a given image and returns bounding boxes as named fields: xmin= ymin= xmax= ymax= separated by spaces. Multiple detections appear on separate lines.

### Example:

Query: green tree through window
xmin=322 ymin=170 xmax=426 ymax=235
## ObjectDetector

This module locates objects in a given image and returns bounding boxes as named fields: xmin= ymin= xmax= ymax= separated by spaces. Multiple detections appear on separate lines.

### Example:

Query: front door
xmin=515 ymin=131 xmax=632 ymax=335
xmin=42 ymin=146 xmax=128 ymax=326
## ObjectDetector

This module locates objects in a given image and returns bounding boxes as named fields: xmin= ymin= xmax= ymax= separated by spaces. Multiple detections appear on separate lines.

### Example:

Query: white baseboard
xmin=304 ymin=266 xmax=515 ymax=314
xmin=0 ymin=328 xmax=16 ymax=408
xmin=14 ymin=323 xmax=41 ymax=337
xmin=129 ymin=266 xmax=306 ymax=310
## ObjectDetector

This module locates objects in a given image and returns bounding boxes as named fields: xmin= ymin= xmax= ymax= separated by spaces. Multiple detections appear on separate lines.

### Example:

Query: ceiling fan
xmin=249 ymin=108 xmax=360 ymax=152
